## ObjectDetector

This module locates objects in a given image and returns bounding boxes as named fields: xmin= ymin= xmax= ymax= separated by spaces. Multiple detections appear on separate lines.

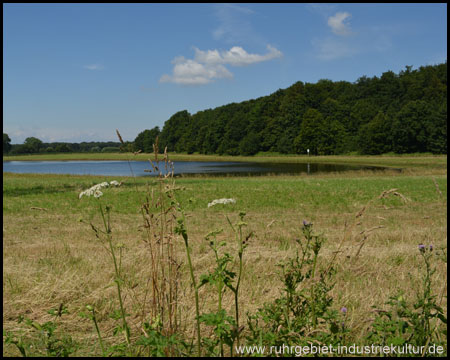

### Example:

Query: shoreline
xmin=2 ymin=153 xmax=447 ymax=170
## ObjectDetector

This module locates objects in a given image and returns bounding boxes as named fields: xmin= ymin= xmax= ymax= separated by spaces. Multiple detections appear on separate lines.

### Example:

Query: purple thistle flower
xmin=340 ymin=307 xmax=347 ymax=314
xmin=429 ymin=245 xmax=433 ymax=251
xmin=302 ymin=219 xmax=311 ymax=226
xmin=418 ymin=244 xmax=425 ymax=252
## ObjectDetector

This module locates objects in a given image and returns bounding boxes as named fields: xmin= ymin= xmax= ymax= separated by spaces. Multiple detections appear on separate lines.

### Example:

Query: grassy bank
xmin=3 ymin=166 xmax=447 ymax=356
xmin=3 ymin=152 xmax=447 ymax=171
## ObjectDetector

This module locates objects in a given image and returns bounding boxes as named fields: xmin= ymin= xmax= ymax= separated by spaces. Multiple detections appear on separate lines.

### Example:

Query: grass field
xmin=3 ymin=155 xmax=447 ymax=356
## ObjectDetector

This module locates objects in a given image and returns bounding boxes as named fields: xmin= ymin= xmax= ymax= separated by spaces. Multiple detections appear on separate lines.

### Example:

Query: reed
xmin=139 ymin=139 xmax=181 ymax=339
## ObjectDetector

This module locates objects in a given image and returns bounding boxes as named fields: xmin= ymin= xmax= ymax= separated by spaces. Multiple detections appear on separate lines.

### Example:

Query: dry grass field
xmin=3 ymin=155 xmax=447 ymax=356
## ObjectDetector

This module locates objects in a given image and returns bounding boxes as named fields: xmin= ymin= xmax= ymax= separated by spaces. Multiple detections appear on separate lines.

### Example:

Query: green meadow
xmin=3 ymin=154 xmax=447 ymax=356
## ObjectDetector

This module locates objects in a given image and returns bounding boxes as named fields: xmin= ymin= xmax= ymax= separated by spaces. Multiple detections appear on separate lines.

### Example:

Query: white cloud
xmin=83 ymin=64 xmax=104 ymax=70
xmin=328 ymin=12 xmax=352 ymax=36
xmin=160 ymin=58 xmax=233 ymax=85
xmin=310 ymin=11 xmax=357 ymax=61
xmin=160 ymin=45 xmax=282 ymax=85
xmin=194 ymin=45 xmax=282 ymax=66
xmin=193 ymin=49 xmax=223 ymax=65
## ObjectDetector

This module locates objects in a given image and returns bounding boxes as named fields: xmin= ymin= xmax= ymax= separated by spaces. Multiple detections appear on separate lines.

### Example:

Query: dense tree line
xmin=135 ymin=62 xmax=446 ymax=155
xmin=3 ymin=137 xmax=125 ymax=155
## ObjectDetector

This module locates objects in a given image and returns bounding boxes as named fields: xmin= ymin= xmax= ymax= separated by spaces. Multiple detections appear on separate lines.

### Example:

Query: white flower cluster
xmin=207 ymin=198 xmax=236 ymax=208
xmin=79 ymin=181 xmax=121 ymax=199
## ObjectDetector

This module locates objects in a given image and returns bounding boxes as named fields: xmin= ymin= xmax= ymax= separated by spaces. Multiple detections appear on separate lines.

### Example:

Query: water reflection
xmin=3 ymin=160 xmax=392 ymax=177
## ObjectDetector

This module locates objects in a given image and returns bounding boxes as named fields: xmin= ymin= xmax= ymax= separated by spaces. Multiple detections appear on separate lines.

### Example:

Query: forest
xmin=140 ymin=62 xmax=447 ymax=156
xmin=4 ymin=62 xmax=447 ymax=156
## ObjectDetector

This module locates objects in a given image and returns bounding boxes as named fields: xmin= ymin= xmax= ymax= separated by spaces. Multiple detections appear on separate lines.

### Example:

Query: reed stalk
xmin=98 ymin=202 xmax=131 ymax=346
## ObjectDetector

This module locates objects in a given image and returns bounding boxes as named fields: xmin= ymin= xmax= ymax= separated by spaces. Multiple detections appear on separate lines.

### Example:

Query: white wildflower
xmin=79 ymin=180 xmax=120 ymax=199
xmin=207 ymin=198 xmax=236 ymax=208
xmin=86 ymin=188 xmax=95 ymax=196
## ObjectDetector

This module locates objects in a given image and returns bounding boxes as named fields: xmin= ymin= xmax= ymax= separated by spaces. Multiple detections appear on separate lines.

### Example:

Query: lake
xmin=2 ymin=160 xmax=390 ymax=176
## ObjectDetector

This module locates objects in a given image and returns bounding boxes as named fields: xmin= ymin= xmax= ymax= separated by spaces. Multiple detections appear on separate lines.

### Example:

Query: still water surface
xmin=3 ymin=160 xmax=387 ymax=176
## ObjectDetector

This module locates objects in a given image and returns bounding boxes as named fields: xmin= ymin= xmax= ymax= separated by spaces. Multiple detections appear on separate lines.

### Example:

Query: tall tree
xmin=159 ymin=110 xmax=191 ymax=152
xmin=294 ymin=108 xmax=327 ymax=155
xmin=134 ymin=127 xmax=161 ymax=153
xmin=24 ymin=137 xmax=43 ymax=153
xmin=358 ymin=112 xmax=393 ymax=154
xmin=239 ymin=132 xmax=261 ymax=156
xmin=392 ymin=100 xmax=437 ymax=153
xmin=3 ymin=133 xmax=12 ymax=153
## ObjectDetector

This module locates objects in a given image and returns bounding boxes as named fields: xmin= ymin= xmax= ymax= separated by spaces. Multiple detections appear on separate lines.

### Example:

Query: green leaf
xmin=330 ymin=322 xmax=339 ymax=334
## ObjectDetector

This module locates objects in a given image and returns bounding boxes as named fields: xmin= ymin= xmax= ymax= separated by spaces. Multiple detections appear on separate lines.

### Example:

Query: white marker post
xmin=307 ymin=149 xmax=310 ymax=156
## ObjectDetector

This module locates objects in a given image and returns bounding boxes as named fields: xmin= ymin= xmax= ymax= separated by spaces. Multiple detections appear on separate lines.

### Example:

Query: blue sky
xmin=3 ymin=3 xmax=447 ymax=144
